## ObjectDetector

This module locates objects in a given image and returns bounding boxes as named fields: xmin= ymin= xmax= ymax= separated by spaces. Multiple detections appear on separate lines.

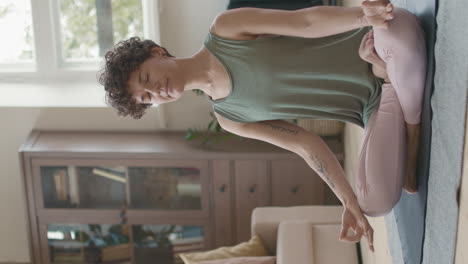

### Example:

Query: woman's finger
xmin=368 ymin=232 xmax=375 ymax=252
xmin=359 ymin=33 xmax=370 ymax=52
xmin=341 ymin=233 xmax=358 ymax=243
xmin=346 ymin=226 xmax=363 ymax=243
xmin=357 ymin=217 xmax=374 ymax=252
xmin=340 ymin=223 xmax=350 ymax=241
xmin=386 ymin=3 xmax=393 ymax=12
xmin=364 ymin=226 xmax=375 ymax=252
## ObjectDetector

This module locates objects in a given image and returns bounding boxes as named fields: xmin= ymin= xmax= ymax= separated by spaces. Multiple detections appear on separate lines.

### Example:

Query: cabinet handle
xmin=120 ymin=204 xmax=127 ymax=224
xmin=249 ymin=185 xmax=257 ymax=193
xmin=120 ymin=214 xmax=127 ymax=225
xmin=291 ymin=186 xmax=300 ymax=194
xmin=219 ymin=184 xmax=227 ymax=193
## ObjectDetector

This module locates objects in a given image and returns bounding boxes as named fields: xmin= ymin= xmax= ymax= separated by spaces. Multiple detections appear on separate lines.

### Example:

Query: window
xmin=0 ymin=0 xmax=161 ymax=83
xmin=0 ymin=0 xmax=35 ymax=70
xmin=57 ymin=0 xmax=144 ymax=64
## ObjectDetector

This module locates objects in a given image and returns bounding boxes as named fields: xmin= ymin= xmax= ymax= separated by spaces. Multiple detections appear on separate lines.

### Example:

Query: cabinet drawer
xmin=212 ymin=160 xmax=234 ymax=247
xmin=271 ymin=160 xmax=325 ymax=206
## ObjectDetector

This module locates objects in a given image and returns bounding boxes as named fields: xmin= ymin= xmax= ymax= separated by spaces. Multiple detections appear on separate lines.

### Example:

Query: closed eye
xmin=139 ymin=93 xmax=152 ymax=104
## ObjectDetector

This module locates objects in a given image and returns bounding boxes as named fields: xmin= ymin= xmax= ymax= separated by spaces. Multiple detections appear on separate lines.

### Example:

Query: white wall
xmin=0 ymin=0 xmax=229 ymax=262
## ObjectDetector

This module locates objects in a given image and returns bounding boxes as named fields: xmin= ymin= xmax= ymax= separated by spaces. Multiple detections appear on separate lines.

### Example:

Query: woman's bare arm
xmin=216 ymin=114 xmax=357 ymax=206
xmin=298 ymin=6 xmax=370 ymax=38
xmin=215 ymin=114 xmax=374 ymax=251
xmin=214 ymin=0 xmax=393 ymax=39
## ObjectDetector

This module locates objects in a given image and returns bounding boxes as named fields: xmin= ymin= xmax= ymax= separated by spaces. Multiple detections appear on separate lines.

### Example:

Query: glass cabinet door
xmin=41 ymin=166 xmax=127 ymax=209
xmin=37 ymin=162 xmax=205 ymax=212
xmin=128 ymin=167 xmax=202 ymax=210
xmin=47 ymin=223 xmax=131 ymax=263
xmin=45 ymin=223 xmax=205 ymax=264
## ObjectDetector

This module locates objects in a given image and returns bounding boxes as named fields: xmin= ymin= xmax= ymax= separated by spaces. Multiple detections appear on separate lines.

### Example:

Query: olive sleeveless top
xmin=203 ymin=27 xmax=383 ymax=128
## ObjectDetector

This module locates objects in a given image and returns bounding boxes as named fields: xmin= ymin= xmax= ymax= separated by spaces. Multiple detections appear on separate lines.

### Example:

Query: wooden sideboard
xmin=19 ymin=130 xmax=343 ymax=264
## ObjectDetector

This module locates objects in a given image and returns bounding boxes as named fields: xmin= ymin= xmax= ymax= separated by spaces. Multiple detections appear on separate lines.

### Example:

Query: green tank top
xmin=203 ymin=27 xmax=383 ymax=128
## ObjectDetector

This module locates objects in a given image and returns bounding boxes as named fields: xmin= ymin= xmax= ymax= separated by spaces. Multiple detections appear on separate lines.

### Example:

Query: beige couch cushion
xmin=277 ymin=221 xmax=358 ymax=264
xmin=179 ymin=235 xmax=269 ymax=264
xmin=251 ymin=206 xmax=343 ymax=254
xmin=310 ymin=224 xmax=358 ymax=264
xmin=276 ymin=221 xmax=315 ymax=264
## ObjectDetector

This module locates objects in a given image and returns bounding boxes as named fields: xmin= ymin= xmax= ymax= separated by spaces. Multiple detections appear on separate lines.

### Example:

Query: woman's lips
xmin=166 ymin=78 xmax=172 ymax=96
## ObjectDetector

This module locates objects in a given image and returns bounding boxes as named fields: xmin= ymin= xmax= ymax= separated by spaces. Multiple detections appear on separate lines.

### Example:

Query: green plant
xmin=155 ymin=225 xmax=176 ymax=248
xmin=184 ymin=111 xmax=238 ymax=145
xmin=83 ymin=224 xmax=129 ymax=246
xmin=183 ymin=89 xmax=236 ymax=145
xmin=133 ymin=225 xmax=176 ymax=248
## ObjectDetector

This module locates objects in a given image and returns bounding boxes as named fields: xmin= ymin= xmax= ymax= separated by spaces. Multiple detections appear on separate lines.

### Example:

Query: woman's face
xmin=127 ymin=47 xmax=181 ymax=105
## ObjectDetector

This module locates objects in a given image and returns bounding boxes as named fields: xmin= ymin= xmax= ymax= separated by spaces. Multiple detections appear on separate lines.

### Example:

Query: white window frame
xmin=0 ymin=0 xmax=162 ymax=84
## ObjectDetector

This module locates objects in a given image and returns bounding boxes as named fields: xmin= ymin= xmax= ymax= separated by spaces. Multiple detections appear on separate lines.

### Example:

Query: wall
xmin=0 ymin=0 xmax=229 ymax=262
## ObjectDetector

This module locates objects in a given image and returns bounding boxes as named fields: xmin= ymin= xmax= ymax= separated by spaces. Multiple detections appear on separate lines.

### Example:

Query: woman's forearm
xmin=298 ymin=135 xmax=358 ymax=207
xmin=298 ymin=6 xmax=369 ymax=38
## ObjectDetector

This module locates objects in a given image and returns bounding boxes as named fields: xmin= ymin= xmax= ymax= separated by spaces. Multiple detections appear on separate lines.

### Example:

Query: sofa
xmin=251 ymin=205 xmax=359 ymax=264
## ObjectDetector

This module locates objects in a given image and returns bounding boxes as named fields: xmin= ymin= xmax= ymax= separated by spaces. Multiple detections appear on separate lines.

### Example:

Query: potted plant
xmin=133 ymin=225 xmax=176 ymax=264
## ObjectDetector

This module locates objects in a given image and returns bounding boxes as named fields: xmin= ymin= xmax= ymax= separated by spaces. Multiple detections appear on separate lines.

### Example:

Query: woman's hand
xmin=359 ymin=30 xmax=378 ymax=63
xmin=339 ymin=200 xmax=375 ymax=253
xmin=359 ymin=29 xmax=390 ymax=82
xmin=361 ymin=0 xmax=394 ymax=29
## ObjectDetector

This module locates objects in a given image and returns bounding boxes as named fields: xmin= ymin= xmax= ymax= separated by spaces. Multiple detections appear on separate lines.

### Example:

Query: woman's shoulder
xmin=214 ymin=111 xmax=248 ymax=130
xmin=209 ymin=16 xmax=280 ymax=41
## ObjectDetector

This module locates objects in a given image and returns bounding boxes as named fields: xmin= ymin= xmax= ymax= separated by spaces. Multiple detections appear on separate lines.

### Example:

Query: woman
xmin=99 ymin=0 xmax=427 ymax=253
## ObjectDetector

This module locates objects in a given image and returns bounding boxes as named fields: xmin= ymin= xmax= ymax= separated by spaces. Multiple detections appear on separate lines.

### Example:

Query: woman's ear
xmin=150 ymin=46 xmax=165 ymax=57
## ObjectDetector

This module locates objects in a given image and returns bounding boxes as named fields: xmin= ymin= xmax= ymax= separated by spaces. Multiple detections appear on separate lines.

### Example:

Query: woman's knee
xmin=354 ymin=178 xmax=403 ymax=217
xmin=373 ymin=8 xmax=425 ymax=53
xmin=401 ymin=100 xmax=422 ymax=125
xmin=356 ymin=190 xmax=402 ymax=217
xmin=388 ymin=53 xmax=426 ymax=124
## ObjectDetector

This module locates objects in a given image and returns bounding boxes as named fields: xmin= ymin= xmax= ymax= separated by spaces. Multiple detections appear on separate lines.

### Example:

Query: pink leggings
xmin=354 ymin=7 xmax=427 ymax=217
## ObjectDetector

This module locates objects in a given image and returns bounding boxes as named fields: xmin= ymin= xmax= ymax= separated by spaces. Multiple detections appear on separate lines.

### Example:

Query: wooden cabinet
xmin=234 ymin=161 xmax=270 ymax=243
xmin=271 ymin=160 xmax=325 ymax=207
xmin=20 ymin=131 xmax=343 ymax=263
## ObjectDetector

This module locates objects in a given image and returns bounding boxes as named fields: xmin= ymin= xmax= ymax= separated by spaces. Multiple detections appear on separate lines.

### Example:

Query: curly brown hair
xmin=98 ymin=37 xmax=175 ymax=119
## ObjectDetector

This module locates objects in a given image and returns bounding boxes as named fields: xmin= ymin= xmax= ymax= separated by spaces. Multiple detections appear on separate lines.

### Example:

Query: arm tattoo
xmin=310 ymin=154 xmax=335 ymax=189
xmin=258 ymin=122 xmax=299 ymax=135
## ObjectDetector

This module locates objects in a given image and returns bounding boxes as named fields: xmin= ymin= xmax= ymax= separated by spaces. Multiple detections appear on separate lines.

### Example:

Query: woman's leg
xmin=355 ymin=83 xmax=407 ymax=217
xmin=373 ymin=7 xmax=427 ymax=193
